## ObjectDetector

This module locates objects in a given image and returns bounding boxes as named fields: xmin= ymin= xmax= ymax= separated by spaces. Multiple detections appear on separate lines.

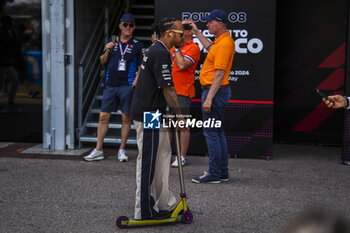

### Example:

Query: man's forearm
xmin=174 ymin=52 xmax=186 ymax=70
xmin=194 ymin=30 xmax=212 ymax=51
xmin=174 ymin=52 xmax=192 ymax=71
xmin=100 ymin=50 xmax=110 ymax=64
xmin=163 ymin=86 xmax=182 ymax=116
xmin=205 ymin=70 xmax=225 ymax=101
xmin=132 ymin=66 xmax=141 ymax=86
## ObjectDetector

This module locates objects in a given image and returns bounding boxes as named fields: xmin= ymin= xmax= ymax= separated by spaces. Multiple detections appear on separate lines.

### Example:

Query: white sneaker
xmin=118 ymin=149 xmax=128 ymax=162
xmin=84 ymin=149 xmax=104 ymax=161
xmin=171 ymin=155 xmax=187 ymax=167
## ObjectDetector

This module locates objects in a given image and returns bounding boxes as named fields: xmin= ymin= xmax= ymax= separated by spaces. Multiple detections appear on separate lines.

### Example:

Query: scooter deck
xmin=123 ymin=217 xmax=178 ymax=226
xmin=123 ymin=199 xmax=186 ymax=226
xmin=117 ymin=197 xmax=193 ymax=228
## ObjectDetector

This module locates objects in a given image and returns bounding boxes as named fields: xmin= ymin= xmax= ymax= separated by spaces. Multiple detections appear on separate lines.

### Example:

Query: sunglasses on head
xmin=171 ymin=29 xmax=184 ymax=37
xmin=122 ymin=22 xmax=134 ymax=28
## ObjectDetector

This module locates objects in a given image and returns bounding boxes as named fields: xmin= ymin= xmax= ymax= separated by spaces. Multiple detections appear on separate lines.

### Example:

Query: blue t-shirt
xmin=103 ymin=36 xmax=144 ymax=86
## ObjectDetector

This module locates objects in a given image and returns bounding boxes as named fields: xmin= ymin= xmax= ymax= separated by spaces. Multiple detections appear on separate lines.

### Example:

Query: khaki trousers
xmin=134 ymin=120 xmax=176 ymax=220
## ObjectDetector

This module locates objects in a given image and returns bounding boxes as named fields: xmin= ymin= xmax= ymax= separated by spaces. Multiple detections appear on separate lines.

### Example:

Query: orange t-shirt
xmin=171 ymin=40 xmax=200 ymax=98
xmin=199 ymin=31 xmax=235 ymax=86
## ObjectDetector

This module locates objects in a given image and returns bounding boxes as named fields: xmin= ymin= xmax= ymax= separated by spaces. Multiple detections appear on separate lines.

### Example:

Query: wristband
xmin=345 ymin=96 xmax=349 ymax=108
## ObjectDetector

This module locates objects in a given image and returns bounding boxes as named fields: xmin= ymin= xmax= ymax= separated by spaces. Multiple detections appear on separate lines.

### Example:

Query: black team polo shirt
xmin=131 ymin=41 xmax=174 ymax=122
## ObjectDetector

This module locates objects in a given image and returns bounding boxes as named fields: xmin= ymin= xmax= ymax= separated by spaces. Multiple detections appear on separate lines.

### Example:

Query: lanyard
xmin=157 ymin=40 xmax=171 ymax=53
xmin=118 ymin=42 xmax=129 ymax=60
xmin=157 ymin=40 xmax=172 ymax=61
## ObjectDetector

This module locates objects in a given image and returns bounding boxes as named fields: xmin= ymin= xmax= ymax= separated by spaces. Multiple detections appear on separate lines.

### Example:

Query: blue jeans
xmin=202 ymin=87 xmax=231 ymax=179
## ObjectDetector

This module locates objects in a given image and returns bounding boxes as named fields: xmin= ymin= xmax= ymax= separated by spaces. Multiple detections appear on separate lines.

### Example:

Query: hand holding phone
xmin=316 ymin=89 xmax=335 ymax=104
xmin=183 ymin=23 xmax=192 ymax=30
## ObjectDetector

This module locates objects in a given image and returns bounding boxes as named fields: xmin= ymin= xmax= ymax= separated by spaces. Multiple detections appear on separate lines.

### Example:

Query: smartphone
xmin=316 ymin=89 xmax=335 ymax=104
xmin=183 ymin=23 xmax=192 ymax=30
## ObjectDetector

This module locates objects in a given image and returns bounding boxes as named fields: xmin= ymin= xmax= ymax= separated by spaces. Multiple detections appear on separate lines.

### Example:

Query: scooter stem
xmin=175 ymin=129 xmax=185 ymax=194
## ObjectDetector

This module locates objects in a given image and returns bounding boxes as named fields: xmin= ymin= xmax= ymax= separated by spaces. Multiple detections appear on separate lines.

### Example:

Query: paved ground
xmin=0 ymin=143 xmax=350 ymax=233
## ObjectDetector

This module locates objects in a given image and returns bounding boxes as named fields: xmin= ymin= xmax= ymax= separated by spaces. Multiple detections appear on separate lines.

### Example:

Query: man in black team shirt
xmin=131 ymin=18 xmax=184 ymax=220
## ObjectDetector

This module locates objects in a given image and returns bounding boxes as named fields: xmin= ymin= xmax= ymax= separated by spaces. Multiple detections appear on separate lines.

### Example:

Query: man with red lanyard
xmin=84 ymin=13 xmax=144 ymax=162
xmin=169 ymin=19 xmax=200 ymax=167
xmin=189 ymin=9 xmax=235 ymax=184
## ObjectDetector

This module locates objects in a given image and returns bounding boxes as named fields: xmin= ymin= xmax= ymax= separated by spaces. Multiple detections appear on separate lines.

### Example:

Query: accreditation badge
xmin=118 ymin=59 xmax=126 ymax=71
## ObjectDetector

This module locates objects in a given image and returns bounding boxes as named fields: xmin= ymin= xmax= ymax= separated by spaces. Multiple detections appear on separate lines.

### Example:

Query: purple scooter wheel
xmin=116 ymin=216 xmax=129 ymax=228
xmin=182 ymin=210 xmax=193 ymax=224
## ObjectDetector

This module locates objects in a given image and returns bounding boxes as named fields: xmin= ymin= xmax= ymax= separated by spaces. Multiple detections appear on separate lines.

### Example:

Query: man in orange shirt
xmin=169 ymin=19 xmax=200 ymax=167
xmin=189 ymin=9 xmax=235 ymax=184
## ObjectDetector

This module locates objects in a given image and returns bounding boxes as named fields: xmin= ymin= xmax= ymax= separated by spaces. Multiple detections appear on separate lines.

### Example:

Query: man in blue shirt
xmin=84 ymin=13 xmax=144 ymax=162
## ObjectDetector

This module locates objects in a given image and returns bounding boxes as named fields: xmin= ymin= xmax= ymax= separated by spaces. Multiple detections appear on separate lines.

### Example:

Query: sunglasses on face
xmin=171 ymin=29 xmax=184 ymax=37
xmin=122 ymin=22 xmax=134 ymax=28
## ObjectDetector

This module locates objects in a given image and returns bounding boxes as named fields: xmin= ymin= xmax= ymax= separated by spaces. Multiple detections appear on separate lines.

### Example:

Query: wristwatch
xmin=345 ymin=96 xmax=350 ymax=108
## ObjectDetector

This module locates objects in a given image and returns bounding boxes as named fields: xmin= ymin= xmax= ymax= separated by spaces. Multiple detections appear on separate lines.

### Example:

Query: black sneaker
xmin=153 ymin=210 xmax=172 ymax=219
xmin=221 ymin=174 xmax=229 ymax=182
xmin=140 ymin=210 xmax=171 ymax=220
xmin=192 ymin=172 xmax=221 ymax=184
xmin=28 ymin=90 xmax=40 ymax=98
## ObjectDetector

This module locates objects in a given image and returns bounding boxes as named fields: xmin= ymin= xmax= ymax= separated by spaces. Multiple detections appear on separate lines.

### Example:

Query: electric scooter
xmin=116 ymin=129 xmax=193 ymax=228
